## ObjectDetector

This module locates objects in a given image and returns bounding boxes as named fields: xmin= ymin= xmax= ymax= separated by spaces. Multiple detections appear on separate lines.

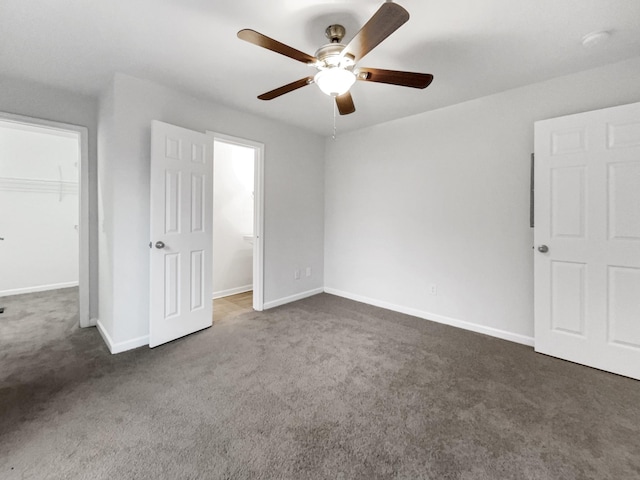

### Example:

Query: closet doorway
xmin=0 ymin=113 xmax=89 ymax=326
xmin=208 ymin=132 xmax=264 ymax=314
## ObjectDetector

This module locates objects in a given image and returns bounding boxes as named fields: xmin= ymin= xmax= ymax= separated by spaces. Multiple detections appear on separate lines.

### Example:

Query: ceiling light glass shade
xmin=314 ymin=68 xmax=356 ymax=97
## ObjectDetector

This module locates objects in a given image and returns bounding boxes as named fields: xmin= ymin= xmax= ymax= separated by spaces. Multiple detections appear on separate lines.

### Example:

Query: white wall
xmin=96 ymin=81 xmax=116 ymax=338
xmin=0 ymin=122 xmax=79 ymax=295
xmin=325 ymin=56 xmax=640 ymax=343
xmin=212 ymin=140 xmax=254 ymax=297
xmin=0 ymin=76 xmax=99 ymax=319
xmin=98 ymin=74 xmax=325 ymax=351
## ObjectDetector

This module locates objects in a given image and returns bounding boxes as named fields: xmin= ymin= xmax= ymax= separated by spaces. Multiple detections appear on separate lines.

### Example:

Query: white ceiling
xmin=1 ymin=0 xmax=639 ymax=136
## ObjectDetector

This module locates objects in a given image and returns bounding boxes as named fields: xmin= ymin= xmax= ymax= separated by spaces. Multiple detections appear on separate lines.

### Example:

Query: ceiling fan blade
xmin=238 ymin=29 xmax=317 ymax=64
xmin=357 ymin=68 xmax=434 ymax=89
xmin=336 ymin=92 xmax=356 ymax=115
xmin=258 ymin=77 xmax=315 ymax=100
xmin=341 ymin=2 xmax=409 ymax=63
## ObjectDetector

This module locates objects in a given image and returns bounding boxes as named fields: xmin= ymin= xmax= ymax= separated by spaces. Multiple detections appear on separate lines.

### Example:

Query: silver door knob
xmin=538 ymin=245 xmax=549 ymax=253
xmin=155 ymin=241 xmax=165 ymax=249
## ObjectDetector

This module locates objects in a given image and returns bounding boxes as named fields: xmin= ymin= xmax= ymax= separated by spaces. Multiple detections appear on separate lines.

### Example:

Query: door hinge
xmin=530 ymin=153 xmax=535 ymax=228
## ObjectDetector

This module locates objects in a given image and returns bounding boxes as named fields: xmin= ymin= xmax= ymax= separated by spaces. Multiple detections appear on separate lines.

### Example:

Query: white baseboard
xmin=96 ymin=319 xmax=149 ymax=354
xmin=0 ymin=281 xmax=79 ymax=297
xmin=95 ymin=320 xmax=114 ymax=352
xmin=263 ymin=287 xmax=324 ymax=310
xmin=212 ymin=285 xmax=253 ymax=299
xmin=324 ymin=287 xmax=534 ymax=347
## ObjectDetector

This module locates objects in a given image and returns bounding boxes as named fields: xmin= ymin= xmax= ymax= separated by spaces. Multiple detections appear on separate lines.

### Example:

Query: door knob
xmin=538 ymin=245 xmax=549 ymax=253
xmin=155 ymin=241 xmax=165 ymax=249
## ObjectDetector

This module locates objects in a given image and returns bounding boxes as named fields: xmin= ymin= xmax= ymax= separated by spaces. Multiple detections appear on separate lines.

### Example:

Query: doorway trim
xmin=0 ymin=112 xmax=91 ymax=327
xmin=207 ymin=131 xmax=265 ymax=311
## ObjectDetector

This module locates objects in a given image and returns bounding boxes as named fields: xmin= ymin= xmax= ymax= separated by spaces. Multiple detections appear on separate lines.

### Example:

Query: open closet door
xmin=534 ymin=101 xmax=640 ymax=380
xmin=149 ymin=120 xmax=213 ymax=348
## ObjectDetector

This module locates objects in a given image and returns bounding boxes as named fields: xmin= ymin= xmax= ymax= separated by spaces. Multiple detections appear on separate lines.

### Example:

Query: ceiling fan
xmin=237 ymin=1 xmax=433 ymax=115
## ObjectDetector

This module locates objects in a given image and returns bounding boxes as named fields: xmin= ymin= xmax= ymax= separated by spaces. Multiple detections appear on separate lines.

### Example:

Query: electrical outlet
xmin=294 ymin=269 xmax=301 ymax=280
xmin=429 ymin=284 xmax=437 ymax=295
xmin=305 ymin=267 xmax=312 ymax=277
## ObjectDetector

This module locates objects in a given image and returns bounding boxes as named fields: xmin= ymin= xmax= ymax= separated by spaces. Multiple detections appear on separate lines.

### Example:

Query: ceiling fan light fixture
xmin=314 ymin=68 xmax=356 ymax=97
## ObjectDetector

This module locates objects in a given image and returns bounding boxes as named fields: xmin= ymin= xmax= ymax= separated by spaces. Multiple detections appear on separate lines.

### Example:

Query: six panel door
xmin=149 ymin=120 xmax=213 ymax=348
xmin=534 ymin=101 xmax=640 ymax=380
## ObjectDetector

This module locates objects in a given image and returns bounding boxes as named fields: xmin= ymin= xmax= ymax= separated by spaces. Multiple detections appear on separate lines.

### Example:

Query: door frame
xmin=0 ymin=112 xmax=91 ymax=327
xmin=207 ymin=131 xmax=265 ymax=311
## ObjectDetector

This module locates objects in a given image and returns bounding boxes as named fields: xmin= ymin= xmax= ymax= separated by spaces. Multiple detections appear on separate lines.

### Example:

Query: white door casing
xmin=534 ymin=101 xmax=640 ymax=380
xmin=150 ymin=121 xmax=213 ymax=348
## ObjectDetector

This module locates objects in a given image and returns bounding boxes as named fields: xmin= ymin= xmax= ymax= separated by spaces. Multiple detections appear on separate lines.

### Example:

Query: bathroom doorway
xmin=209 ymin=132 xmax=264 ymax=314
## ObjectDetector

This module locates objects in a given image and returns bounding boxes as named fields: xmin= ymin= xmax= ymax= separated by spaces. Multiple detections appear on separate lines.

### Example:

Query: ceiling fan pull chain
xmin=332 ymin=99 xmax=337 ymax=140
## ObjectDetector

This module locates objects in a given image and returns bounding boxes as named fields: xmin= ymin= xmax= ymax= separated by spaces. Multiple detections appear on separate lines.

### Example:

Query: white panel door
xmin=534 ymin=101 xmax=640 ymax=380
xmin=150 ymin=121 xmax=213 ymax=348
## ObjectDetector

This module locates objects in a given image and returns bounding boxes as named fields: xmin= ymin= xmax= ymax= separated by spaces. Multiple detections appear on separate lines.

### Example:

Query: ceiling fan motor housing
xmin=315 ymin=43 xmax=354 ymax=68
xmin=316 ymin=24 xmax=355 ymax=68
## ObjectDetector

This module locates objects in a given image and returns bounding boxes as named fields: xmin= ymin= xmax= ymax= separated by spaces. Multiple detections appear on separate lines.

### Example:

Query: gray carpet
xmin=1 ymin=288 xmax=639 ymax=479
